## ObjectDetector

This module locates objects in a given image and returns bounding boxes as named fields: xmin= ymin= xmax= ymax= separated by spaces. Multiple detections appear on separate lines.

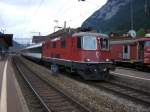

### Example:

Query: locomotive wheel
xmin=51 ymin=64 xmax=59 ymax=74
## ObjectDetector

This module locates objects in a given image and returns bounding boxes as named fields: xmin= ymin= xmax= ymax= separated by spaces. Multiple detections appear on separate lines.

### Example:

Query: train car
xmin=110 ymin=34 xmax=150 ymax=68
xmin=137 ymin=34 xmax=150 ymax=67
xmin=21 ymin=43 xmax=42 ymax=62
xmin=42 ymin=32 xmax=114 ymax=80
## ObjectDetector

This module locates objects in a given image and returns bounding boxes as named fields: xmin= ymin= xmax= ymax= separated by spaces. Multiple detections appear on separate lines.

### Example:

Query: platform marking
xmin=111 ymin=71 xmax=150 ymax=81
xmin=0 ymin=60 xmax=8 ymax=112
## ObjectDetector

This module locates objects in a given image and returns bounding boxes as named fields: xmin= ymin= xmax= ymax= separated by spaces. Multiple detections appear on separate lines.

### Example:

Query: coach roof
xmin=25 ymin=43 xmax=42 ymax=49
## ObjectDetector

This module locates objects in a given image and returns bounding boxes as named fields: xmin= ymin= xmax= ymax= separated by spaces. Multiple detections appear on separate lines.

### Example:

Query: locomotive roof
xmin=51 ymin=37 xmax=60 ymax=42
xmin=72 ymin=32 xmax=108 ymax=38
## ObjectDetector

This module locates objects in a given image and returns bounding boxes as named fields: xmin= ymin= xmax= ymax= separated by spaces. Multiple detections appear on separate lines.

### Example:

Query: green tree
xmin=137 ymin=28 xmax=145 ymax=36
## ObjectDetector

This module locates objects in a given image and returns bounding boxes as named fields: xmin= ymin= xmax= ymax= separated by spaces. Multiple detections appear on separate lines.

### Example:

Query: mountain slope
xmin=13 ymin=40 xmax=25 ymax=48
xmin=82 ymin=0 xmax=150 ymax=33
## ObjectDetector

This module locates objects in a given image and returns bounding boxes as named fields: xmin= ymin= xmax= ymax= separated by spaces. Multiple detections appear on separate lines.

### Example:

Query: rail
xmin=13 ymin=57 xmax=91 ymax=112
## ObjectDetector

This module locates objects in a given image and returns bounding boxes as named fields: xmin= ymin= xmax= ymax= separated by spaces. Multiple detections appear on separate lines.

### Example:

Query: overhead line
xmin=33 ymin=0 xmax=45 ymax=16
xmin=25 ymin=0 xmax=45 ymax=33
xmin=54 ymin=0 xmax=71 ymax=17
xmin=53 ymin=0 xmax=79 ymax=23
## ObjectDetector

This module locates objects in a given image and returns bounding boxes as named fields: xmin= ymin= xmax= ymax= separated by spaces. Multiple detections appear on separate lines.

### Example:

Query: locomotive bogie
xmin=42 ymin=56 xmax=113 ymax=80
xmin=76 ymin=62 xmax=112 ymax=80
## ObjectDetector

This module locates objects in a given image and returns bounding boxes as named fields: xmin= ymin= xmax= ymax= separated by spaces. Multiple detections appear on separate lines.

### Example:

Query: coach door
xmin=123 ymin=45 xmax=130 ymax=60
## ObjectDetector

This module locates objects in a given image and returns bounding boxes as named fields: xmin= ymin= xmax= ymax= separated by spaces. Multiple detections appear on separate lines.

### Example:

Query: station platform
xmin=111 ymin=67 xmax=150 ymax=81
xmin=0 ymin=57 xmax=28 ymax=112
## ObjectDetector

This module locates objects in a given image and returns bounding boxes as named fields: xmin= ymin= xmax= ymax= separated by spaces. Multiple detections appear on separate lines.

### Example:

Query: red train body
xmin=42 ymin=32 xmax=114 ymax=80
xmin=110 ymin=34 xmax=150 ymax=68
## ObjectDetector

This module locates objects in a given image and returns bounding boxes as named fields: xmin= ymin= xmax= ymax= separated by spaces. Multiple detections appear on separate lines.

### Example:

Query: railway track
xmin=50 ymin=66 xmax=150 ymax=106
xmin=88 ymin=80 xmax=150 ymax=106
xmin=115 ymin=66 xmax=150 ymax=73
xmin=13 ymin=57 xmax=91 ymax=112
xmin=61 ymin=70 xmax=150 ymax=106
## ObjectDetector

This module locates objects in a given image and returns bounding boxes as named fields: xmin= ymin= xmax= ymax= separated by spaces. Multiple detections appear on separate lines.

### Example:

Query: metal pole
xmin=130 ymin=0 xmax=134 ymax=30
xmin=54 ymin=20 xmax=58 ymax=32
xmin=54 ymin=26 xmax=56 ymax=32
xmin=1 ymin=29 xmax=5 ymax=34
xmin=64 ymin=21 xmax=66 ymax=32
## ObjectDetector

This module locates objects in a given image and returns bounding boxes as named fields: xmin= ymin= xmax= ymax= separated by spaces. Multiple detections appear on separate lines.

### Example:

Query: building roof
xmin=32 ymin=36 xmax=49 ymax=43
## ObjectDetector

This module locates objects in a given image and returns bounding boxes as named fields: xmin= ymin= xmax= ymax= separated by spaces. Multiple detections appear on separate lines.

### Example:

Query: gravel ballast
xmin=19 ymin=57 xmax=150 ymax=112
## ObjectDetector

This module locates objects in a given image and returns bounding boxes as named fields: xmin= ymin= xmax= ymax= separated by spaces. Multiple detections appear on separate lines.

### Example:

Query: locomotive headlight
xmin=106 ymin=58 xmax=109 ymax=62
xmin=147 ymin=48 xmax=150 ymax=52
xmin=84 ymin=58 xmax=91 ymax=62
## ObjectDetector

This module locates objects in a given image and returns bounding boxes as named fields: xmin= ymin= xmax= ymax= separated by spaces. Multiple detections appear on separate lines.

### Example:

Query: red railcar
xmin=138 ymin=35 xmax=150 ymax=65
xmin=42 ymin=32 xmax=114 ymax=80
xmin=110 ymin=34 xmax=150 ymax=68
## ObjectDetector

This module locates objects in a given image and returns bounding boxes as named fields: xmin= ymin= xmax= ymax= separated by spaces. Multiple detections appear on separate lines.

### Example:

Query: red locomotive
xmin=110 ymin=34 xmax=150 ymax=68
xmin=42 ymin=32 xmax=114 ymax=80
xmin=22 ymin=30 xmax=115 ymax=80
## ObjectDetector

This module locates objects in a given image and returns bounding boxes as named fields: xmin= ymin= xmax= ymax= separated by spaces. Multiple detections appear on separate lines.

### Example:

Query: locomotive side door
xmin=137 ymin=41 xmax=144 ymax=61
xmin=123 ymin=45 xmax=130 ymax=60
xmin=71 ymin=37 xmax=81 ymax=61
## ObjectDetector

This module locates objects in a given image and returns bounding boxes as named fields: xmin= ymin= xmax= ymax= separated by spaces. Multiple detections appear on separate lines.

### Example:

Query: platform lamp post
xmin=128 ymin=0 xmax=136 ymax=38
xmin=54 ymin=20 xmax=59 ymax=32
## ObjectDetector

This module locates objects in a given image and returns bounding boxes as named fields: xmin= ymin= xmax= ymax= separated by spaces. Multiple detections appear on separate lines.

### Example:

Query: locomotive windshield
xmin=82 ymin=36 xmax=97 ymax=50
xmin=145 ymin=41 xmax=150 ymax=47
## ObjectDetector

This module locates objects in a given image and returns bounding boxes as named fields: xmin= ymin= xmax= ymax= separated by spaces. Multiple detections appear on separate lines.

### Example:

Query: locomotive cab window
xmin=145 ymin=41 xmax=150 ymax=46
xmin=82 ymin=36 xmax=97 ymax=50
xmin=77 ymin=37 xmax=81 ymax=48
xmin=100 ymin=38 xmax=109 ymax=50
xmin=51 ymin=42 xmax=56 ymax=48
xmin=61 ymin=39 xmax=66 ymax=48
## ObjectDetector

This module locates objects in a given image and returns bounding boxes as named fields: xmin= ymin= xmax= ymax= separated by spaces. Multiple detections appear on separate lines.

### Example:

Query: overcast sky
xmin=0 ymin=0 xmax=107 ymax=43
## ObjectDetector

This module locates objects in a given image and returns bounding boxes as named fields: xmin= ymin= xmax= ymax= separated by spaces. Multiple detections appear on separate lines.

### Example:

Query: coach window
xmin=124 ymin=45 xmax=128 ymax=53
xmin=61 ymin=39 xmax=66 ymax=48
xmin=39 ymin=46 xmax=42 ymax=52
xmin=145 ymin=41 xmax=150 ymax=46
xmin=35 ymin=47 xmax=42 ymax=53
